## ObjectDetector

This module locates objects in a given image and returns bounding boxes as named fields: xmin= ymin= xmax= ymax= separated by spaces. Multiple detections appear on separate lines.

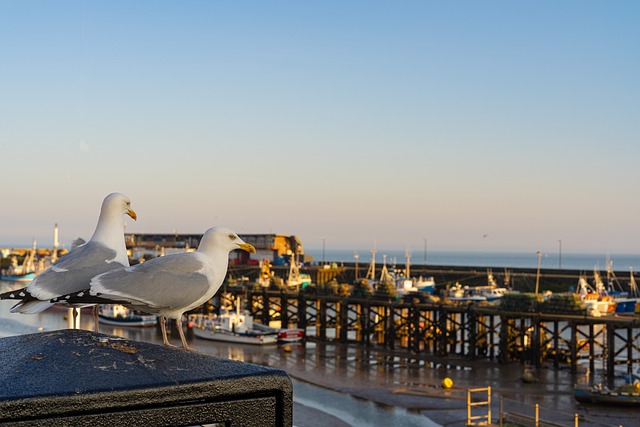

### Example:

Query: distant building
xmin=124 ymin=233 xmax=313 ymax=265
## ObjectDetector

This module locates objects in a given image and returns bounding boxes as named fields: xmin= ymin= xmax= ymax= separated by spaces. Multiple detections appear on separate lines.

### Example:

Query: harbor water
xmin=307 ymin=249 xmax=640 ymax=272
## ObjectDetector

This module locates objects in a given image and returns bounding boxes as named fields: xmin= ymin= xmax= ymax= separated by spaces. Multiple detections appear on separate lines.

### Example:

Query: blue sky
xmin=1 ymin=1 xmax=639 ymax=255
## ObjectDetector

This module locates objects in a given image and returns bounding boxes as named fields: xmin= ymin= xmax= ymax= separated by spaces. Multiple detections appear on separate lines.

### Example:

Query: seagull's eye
xmin=229 ymin=235 xmax=237 ymax=241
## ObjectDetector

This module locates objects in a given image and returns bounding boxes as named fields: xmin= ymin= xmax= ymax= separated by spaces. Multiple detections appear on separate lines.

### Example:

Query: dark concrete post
xmin=0 ymin=330 xmax=292 ymax=426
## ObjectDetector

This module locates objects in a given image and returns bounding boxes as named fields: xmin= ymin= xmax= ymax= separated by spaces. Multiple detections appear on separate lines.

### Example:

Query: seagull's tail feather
xmin=0 ymin=287 xmax=28 ymax=300
xmin=10 ymin=300 xmax=54 ymax=314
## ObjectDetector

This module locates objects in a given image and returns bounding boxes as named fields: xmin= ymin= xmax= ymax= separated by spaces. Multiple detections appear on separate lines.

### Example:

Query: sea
xmin=305 ymin=249 xmax=640 ymax=272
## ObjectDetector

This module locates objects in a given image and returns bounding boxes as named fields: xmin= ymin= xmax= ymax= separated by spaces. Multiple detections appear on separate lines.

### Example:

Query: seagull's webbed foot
xmin=163 ymin=342 xmax=179 ymax=349
xmin=175 ymin=316 xmax=196 ymax=352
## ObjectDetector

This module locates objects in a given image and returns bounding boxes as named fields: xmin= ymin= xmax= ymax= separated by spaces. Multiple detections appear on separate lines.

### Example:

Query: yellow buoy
xmin=521 ymin=369 xmax=536 ymax=384
xmin=283 ymin=345 xmax=292 ymax=352
xmin=442 ymin=377 xmax=453 ymax=389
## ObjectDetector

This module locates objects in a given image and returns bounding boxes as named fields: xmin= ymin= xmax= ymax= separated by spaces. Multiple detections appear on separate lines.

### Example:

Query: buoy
xmin=442 ymin=377 xmax=453 ymax=389
xmin=521 ymin=369 xmax=536 ymax=383
xmin=283 ymin=345 xmax=292 ymax=352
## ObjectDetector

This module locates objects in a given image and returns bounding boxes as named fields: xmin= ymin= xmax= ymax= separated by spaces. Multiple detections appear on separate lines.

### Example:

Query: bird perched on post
xmin=0 ymin=192 xmax=137 ymax=330
xmin=53 ymin=226 xmax=256 ymax=351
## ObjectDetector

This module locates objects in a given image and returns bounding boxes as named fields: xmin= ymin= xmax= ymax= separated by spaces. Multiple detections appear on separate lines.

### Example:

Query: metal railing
xmin=467 ymin=387 xmax=491 ymax=425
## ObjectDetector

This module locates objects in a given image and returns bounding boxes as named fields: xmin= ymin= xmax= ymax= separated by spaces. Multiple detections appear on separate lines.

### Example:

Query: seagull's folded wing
xmin=90 ymin=253 xmax=211 ymax=311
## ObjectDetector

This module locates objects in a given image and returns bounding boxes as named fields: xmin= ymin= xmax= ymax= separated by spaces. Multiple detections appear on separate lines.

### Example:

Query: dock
xmin=217 ymin=287 xmax=640 ymax=385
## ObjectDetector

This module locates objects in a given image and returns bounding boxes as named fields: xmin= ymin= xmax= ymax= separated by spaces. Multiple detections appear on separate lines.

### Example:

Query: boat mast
xmin=379 ymin=254 xmax=391 ymax=283
xmin=630 ymin=267 xmax=639 ymax=298
xmin=366 ymin=242 xmax=377 ymax=281
xmin=405 ymin=247 xmax=411 ymax=279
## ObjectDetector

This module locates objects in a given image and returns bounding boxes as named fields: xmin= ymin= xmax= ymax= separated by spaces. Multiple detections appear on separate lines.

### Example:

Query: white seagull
xmin=0 ymin=192 xmax=137 ymax=328
xmin=57 ymin=227 xmax=256 ymax=350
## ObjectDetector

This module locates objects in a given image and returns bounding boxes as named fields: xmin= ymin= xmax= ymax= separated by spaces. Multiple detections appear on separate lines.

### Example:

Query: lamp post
xmin=354 ymin=250 xmax=359 ymax=279
xmin=535 ymin=251 xmax=542 ymax=295
xmin=558 ymin=239 xmax=562 ymax=269
xmin=322 ymin=237 xmax=325 ymax=266
xmin=423 ymin=238 xmax=427 ymax=264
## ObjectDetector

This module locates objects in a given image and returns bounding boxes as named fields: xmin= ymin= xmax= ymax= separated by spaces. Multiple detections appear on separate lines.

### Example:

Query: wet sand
xmin=243 ymin=342 xmax=640 ymax=427
xmin=1 ymin=301 xmax=639 ymax=427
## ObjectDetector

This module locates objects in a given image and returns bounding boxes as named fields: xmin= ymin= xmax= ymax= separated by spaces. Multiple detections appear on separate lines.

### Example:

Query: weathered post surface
xmin=0 ymin=330 xmax=292 ymax=426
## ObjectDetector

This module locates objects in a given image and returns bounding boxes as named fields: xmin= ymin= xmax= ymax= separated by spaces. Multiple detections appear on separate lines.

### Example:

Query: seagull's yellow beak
xmin=127 ymin=209 xmax=137 ymax=221
xmin=239 ymin=242 xmax=256 ymax=253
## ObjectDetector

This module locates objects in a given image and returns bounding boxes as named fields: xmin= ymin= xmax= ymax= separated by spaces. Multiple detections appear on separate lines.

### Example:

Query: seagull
xmin=0 ymin=192 xmax=137 ymax=329
xmin=53 ymin=226 xmax=256 ymax=350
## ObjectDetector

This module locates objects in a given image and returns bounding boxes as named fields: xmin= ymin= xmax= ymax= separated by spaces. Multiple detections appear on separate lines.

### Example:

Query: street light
xmin=558 ymin=239 xmax=562 ymax=269
xmin=322 ymin=237 xmax=325 ymax=266
xmin=423 ymin=238 xmax=427 ymax=264
xmin=354 ymin=250 xmax=359 ymax=279
xmin=535 ymin=251 xmax=542 ymax=295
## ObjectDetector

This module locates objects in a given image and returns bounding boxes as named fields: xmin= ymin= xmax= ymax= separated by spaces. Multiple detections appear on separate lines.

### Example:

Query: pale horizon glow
xmin=1 ymin=1 xmax=639 ymax=256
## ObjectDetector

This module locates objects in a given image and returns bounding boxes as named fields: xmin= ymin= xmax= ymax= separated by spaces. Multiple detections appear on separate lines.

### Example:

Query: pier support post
xmin=409 ymin=304 xmax=420 ymax=353
xmin=297 ymin=292 xmax=307 ymax=331
xmin=386 ymin=303 xmax=395 ymax=350
xmin=338 ymin=300 xmax=348 ymax=342
xmin=469 ymin=308 xmax=477 ymax=360
xmin=261 ymin=289 xmax=271 ymax=326
xmin=532 ymin=316 xmax=542 ymax=368
xmin=606 ymin=324 xmax=616 ymax=386
xmin=280 ymin=291 xmax=289 ymax=327
xmin=499 ymin=315 xmax=510 ymax=364
xmin=437 ymin=305 xmax=448 ymax=358
xmin=570 ymin=321 xmax=578 ymax=374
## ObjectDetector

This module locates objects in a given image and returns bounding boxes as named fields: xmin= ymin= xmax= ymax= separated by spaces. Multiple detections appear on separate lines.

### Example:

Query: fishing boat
xmin=0 ymin=271 xmax=35 ymax=283
xmin=605 ymin=264 xmax=640 ymax=314
xmin=190 ymin=306 xmax=278 ymax=345
xmin=575 ymin=383 xmax=640 ymax=406
xmin=391 ymin=250 xmax=436 ymax=296
xmin=252 ymin=322 xmax=305 ymax=343
xmin=0 ymin=241 xmax=38 ymax=282
xmin=97 ymin=304 xmax=158 ymax=327
xmin=577 ymin=273 xmax=616 ymax=316
xmin=286 ymin=252 xmax=312 ymax=290
xmin=447 ymin=270 xmax=508 ymax=302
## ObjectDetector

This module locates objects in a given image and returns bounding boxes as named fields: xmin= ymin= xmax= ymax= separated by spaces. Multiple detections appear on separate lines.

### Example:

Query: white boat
xmin=286 ymin=252 xmax=312 ymax=290
xmin=576 ymin=273 xmax=616 ymax=317
xmin=1 ymin=241 xmax=38 ymax=282
xmin=98 ymin=304 xmax=158 ymax=327
xmin=606 ymin=263 xmax=640 ymax=314
xmin=447 ymin=270 xmax=508 ymax=302
xmin=190 ymin=306 xmax=279 ymax=345
xmin=391 ymin=250 xmax=436 ymax=296
xmin=447 ymin=286 xmax=508 ymax=302
xmin=252 ymin=322 xmax=305 ymax=343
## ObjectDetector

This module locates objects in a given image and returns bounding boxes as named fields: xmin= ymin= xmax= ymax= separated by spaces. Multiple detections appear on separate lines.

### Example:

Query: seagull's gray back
xmin=29 ymin=241 xmax=124 ymax=300
xmin=91 ymin=253 xmax=211 ymax=314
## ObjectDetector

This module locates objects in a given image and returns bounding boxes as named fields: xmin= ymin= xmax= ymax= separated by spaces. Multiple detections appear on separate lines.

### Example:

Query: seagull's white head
xmin=101 ymin=192 xmax=137 ymax=221
xmin=198 ymin=227 xmax=256 ymax=255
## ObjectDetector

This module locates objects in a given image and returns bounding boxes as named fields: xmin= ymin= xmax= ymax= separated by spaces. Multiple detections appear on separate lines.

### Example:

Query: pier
xmin=218 ymin=288 xmax=640 ymax=385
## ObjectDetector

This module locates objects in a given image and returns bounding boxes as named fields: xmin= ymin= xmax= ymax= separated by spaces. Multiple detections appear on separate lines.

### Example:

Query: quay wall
xmin=231 ymin=263 xmax=626 ymax=293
